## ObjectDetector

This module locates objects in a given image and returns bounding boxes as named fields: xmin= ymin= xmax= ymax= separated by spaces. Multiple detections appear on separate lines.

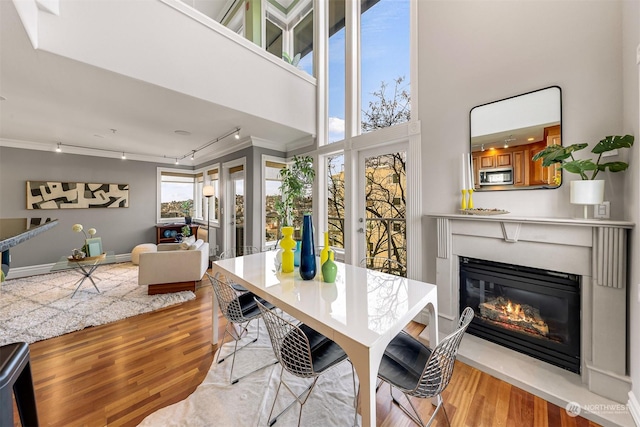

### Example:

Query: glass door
xmin=357 ymin=145 xmax=407 ymax=276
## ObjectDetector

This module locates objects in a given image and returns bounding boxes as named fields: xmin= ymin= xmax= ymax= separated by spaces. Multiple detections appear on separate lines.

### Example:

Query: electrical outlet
xmin=594 ymin=201 xmax=610 ymax=219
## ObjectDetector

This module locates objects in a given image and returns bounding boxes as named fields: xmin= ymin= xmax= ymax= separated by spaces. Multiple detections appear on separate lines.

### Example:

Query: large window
xmin=264 ymin=160 xmax=285 ymax=245
xmin=327 ymin=154 xmax=345 ymax=248
xmin=160 ymin=171 xmax=195 ymax=220
xmin=328 ymin=0 xmax=346 ymax=143
xmin=205 ymin=167 xmax=220 ymax=225
xmin=360 ymin=0 xmax=410 ymax=133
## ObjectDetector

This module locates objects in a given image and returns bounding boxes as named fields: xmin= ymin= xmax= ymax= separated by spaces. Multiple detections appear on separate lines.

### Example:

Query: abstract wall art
xmin=26 ymin=181 xmax=129 ymax=209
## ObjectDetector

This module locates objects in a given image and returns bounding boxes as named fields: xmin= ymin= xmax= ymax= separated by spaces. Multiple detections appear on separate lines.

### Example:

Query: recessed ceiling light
xmin=174 ymin=130 xmax=191 ymax=136
xmin=527 ymin=137 xmax=535 ymax=141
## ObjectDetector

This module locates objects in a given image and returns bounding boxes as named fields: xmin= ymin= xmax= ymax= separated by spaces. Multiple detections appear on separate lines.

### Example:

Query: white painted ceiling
xmin=0 ymin=1 xmax=309 ymax=165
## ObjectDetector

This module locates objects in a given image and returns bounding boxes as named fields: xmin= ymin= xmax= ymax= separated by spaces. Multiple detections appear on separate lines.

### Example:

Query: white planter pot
xmin=570 ymin=180 xmax=604 ymax=205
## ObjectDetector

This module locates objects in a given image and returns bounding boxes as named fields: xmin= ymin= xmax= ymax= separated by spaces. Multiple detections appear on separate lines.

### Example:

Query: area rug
xmin=0 ymin=262 xmax=195 ymax=346
xmin=138 ymin=320 xmax=361 ymax=427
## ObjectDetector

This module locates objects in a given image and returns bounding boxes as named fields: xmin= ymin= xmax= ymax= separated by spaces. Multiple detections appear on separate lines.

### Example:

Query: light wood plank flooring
xmin=11 ymin=275 xmax=600 ymax=426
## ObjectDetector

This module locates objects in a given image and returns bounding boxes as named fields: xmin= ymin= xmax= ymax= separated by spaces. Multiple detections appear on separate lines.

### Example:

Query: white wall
xmin=418 ymin=0 xmax=637 ymax=414
xmin=622 ymin=0 xmax=640 ymax=422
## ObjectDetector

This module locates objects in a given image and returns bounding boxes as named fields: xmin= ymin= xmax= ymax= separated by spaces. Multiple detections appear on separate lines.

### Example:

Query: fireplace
xmin=459 ymin=257 xmax=581 ymax=373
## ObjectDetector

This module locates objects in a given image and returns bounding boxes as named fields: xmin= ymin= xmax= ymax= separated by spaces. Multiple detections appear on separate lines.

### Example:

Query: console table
xmin=155 ymin=223 xmax=199 ymax=244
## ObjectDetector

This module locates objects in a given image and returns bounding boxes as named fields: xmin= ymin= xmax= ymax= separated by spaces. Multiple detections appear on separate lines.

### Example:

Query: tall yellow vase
xmin=320 ymin=232 xmax=330 ymax=267
xmin=280 ymin=226 xmax=296 ymax=273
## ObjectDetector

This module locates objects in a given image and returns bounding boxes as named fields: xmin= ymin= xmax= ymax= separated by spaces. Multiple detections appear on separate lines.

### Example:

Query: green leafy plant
xmin=181 ymin=225 xmax=191 ymax=237
xmin=282 ymin=52 xmax=301 ymax=67
xmin=532 ymin=135 xmax=634 ymax=180
xmin=180 ymin=200 xmax=193 ymax=217
xmin=275 ymin=155 xmax=315 ymax=227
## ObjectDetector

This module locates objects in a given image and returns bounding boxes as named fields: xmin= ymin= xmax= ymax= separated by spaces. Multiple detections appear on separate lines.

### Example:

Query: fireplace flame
xmin=479 ymin=296 xmax=549 ymax=337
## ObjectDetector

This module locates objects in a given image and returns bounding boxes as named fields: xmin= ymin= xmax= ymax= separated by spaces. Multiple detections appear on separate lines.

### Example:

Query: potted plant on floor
xmin=274 ymin=155 xmax=315 ymax=272
xmin=532 ymin=134 xmax=634 ymax=216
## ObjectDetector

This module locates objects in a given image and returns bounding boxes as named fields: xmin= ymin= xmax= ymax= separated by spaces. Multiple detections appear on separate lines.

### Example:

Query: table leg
xmin=70 ymin=264 xmax=101 ymax=298
xmin=340 ymin=341 xmax=385 ymax=427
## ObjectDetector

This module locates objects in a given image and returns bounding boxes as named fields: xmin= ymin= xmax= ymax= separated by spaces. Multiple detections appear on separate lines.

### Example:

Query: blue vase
xmin=294 ymin=240 xmax=301 ymax=267
xmin=299 ymin=214 xmax=316 ymax=280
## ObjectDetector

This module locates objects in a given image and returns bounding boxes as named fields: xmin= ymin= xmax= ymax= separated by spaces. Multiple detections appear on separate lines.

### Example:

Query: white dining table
xmin=211 ymin=251 xmax=438 ymax=427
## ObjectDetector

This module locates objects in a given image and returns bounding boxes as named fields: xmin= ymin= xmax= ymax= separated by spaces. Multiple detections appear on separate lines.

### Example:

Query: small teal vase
xmin=294 ymin=240 xmax=301 ymax=267
xmin=321 ymin=250 xmax=337 ymax=283
xmin=299 ymin=214 xmax=316 ymax=280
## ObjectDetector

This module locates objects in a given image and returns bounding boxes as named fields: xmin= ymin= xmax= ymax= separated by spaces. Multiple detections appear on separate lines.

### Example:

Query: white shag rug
xmin=0 ymin=262 xmax=195 ymax=345
xmin=138 ymin=320 xmax=361 ymax=427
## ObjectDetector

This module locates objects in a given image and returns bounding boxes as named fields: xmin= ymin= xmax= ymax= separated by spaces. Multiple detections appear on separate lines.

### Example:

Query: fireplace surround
xmin=423 ymin=213 xmax=633 ymax=424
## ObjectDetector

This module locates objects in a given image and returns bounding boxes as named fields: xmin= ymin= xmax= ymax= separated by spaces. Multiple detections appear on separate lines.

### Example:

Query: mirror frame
xmin=470 ymin=86 xmax=562 ymax=191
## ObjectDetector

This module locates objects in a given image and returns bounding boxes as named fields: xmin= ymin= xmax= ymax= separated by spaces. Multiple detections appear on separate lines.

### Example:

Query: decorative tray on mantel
xmin=459 ymin=208 xmax=510 ymax=216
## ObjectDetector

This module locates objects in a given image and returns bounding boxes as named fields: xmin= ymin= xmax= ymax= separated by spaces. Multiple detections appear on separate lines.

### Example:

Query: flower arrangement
xmin=72 ymin=223 xmax=97 ymax=257
xmin=181 ymin=225 xmax=191 ymax=237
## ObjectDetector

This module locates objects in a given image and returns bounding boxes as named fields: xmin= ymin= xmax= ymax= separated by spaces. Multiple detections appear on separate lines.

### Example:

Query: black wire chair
xmin=207 ymin=272 xmax=276 ymax=384
xmin=218 ymin=247 xmax=260 ymax=292
xmin=377 ymin=306 xmax=475 ymax=426
xmin=256 ymin=299 xmax=358 ymax=427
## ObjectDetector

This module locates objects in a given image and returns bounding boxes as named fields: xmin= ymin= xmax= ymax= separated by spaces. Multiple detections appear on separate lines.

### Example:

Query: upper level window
xmin=265 ymin=1 xmax=314 ymax=76
xmin=360 ymin=0 xmax=410 ymax=133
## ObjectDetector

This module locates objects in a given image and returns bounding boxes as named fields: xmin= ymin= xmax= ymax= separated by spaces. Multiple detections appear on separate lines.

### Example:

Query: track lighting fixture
xmin=51 ymin=126 xmax=241 ymax=164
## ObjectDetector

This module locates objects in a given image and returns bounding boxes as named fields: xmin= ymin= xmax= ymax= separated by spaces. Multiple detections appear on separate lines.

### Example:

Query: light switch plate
xmin=594 ymin=201 xmax=610 ymax=219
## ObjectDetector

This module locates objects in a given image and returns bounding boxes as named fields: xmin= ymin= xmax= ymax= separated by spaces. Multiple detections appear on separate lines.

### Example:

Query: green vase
xmin=321 ymin=250 xmax=337 ymax=283
xmin=280 ymin=226 xmax=296 ymax=273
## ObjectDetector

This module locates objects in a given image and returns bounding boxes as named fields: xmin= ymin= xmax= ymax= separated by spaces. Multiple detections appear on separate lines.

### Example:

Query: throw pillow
xmin=188 ymin=239 xmax=204 ymax=250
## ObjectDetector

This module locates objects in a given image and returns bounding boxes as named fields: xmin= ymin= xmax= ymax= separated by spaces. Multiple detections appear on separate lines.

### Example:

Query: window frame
xmin=156 ymin=167 xmax=197 ymax=223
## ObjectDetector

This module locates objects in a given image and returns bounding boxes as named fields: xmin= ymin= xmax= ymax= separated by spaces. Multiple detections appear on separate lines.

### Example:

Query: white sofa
xmin=138 ymin=240 xmax=209 ymax=295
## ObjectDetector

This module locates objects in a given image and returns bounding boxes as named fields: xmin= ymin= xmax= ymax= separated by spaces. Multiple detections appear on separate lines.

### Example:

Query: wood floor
xmin=11 ymin=274 xmax=600 ymax=427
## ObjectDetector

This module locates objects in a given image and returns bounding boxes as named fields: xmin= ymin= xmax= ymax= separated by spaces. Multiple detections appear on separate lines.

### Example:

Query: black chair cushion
xmin=281 ymin=324 xmax=348 ymax=374
xmin=378 ymin=331 xmax=433 ymax=392
xmin=238 ymin=292 xmax=275 ymax=318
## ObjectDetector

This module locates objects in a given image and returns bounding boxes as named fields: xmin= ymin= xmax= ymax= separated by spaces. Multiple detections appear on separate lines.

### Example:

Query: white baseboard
xmin=629 ymin=391 xmax=640 ymax=426
xmin=4 ymin=253 xmax=132 ymax=279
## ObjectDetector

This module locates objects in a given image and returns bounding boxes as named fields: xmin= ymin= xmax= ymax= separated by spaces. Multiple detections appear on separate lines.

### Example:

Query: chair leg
xmin=388 ymin=385 xmax=448 ymax=427
xmin=216 ymin=320 xmax=275 ymax=384
xmin=267 ymin=367 xmax=318 ymax=427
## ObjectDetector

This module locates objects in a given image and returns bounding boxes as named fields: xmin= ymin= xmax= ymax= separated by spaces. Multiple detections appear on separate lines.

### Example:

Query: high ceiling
xmin=0 ymin=1 xmax=309 ymax=165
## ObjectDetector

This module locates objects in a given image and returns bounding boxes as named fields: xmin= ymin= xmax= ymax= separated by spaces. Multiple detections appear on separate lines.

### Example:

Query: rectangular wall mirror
xmin=470 ymin=86 xmax=562 ymax=191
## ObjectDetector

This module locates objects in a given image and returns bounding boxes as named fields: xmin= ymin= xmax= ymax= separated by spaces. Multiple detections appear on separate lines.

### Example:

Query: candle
xmin=461 ymin=153 xmax=467 ymax=190
xmin=468 ymin=153 xmax=475 ymax=189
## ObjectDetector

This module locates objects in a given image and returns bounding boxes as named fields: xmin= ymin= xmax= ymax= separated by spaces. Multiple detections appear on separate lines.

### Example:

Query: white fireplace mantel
xmin=424 ymin=213 xmax=634 ymax=417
